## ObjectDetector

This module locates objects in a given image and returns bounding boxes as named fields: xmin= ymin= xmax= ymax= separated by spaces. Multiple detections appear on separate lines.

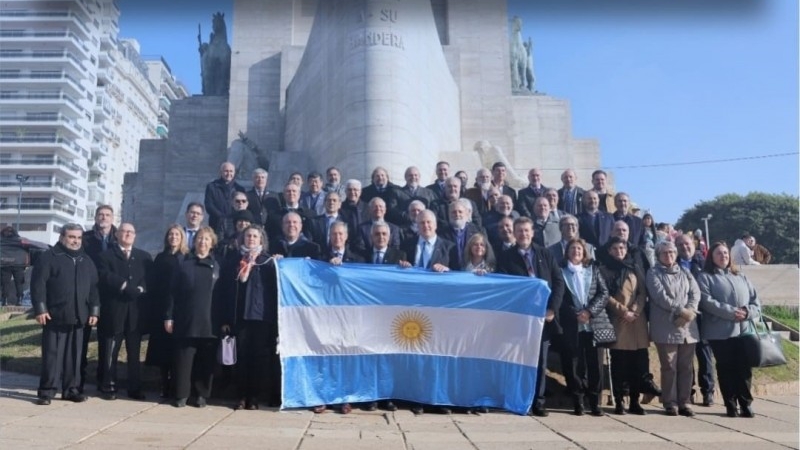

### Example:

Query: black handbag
xmin=739 ymin=317 xmax=787 ymax=368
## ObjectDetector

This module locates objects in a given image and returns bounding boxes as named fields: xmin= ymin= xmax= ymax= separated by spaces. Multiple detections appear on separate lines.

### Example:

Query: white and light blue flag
xmin=277 ymin=259 xmax=550 ymax=415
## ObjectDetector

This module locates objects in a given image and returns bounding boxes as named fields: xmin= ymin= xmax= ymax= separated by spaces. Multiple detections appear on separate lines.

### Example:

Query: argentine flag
xmin=277 ymin=259 xmax=550 ymax=415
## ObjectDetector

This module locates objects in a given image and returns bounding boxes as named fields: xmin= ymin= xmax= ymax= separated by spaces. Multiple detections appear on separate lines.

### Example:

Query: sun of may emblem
xmin=391 ymin=310 xmax=433 ymax=350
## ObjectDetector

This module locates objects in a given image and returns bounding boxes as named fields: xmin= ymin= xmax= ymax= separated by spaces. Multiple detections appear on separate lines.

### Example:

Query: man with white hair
xmin=340 ymin=179 xmax=368 ymax=234
xmin=464 ymin=168 xmax=494 ymax=216
xmin=396 ymin=166 xmax=437 ymax=211
xmin=399 ymin=200 xmax=426 ymax=242
xmin=360 ymin=166 xmax=400 ymax=224
xmin=517 ymin=168 xmax=548 ymax=218
xmin=356 ymin=197 xmax=401 ymax=254
xmin=532 ymin=196 xmax=560 ymax=248
xmin=438 ymin=199 xmax=484 ymax=269
xmin=430 ymin=177 xmax=482 ymax=228
xmin=204 ymin=162 xmax=245 ymax=237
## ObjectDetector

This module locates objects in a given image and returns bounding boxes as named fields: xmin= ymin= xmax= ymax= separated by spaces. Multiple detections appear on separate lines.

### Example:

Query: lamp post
xmin=701 ymin=213 xmax=712 ymax=247
xmin=15 ymin=173 xmax=29 ymax=230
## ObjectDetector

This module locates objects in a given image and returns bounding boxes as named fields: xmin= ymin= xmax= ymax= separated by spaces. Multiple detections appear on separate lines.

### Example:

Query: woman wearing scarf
xmin=219 ymin=225 xmax=279 ymax=410
xmin=599 ymin=236 xmax=650 ymax=415
xmin=646 ymin=240 xmax=701 ymax=417
xmin=558 ymin=238 xmax=613 ymax=416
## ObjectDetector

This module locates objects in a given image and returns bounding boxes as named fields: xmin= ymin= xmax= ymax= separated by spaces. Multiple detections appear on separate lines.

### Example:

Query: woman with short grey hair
xmin=646 ymin=240 xmax=701 ymax=417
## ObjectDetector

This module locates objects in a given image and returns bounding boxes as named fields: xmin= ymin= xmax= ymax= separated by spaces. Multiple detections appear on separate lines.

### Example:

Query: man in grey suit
xmin=400 ymin=210 xmax=454 ymax=273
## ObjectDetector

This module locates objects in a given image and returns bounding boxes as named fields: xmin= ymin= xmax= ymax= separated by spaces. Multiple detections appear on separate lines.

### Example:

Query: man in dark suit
xmin=80 ymin=204 xmax=117 ymax=393
xmin=395 ymin=166 xmax=437 ymax=212
xmin=95 ymin=223 xmax=153 ymax=400
xmin=577 ymin=191 xmax=614 ymax=249
xmin=183 ymin=203 xmax=205 ymax=250
xmin=266 ymin=183 xmax=313 ymax=243
xmin=429 ymin=177 xmax=482 ymax=228
xmin=490 ymin=162 xmax=517 ymax=207
xmin=425 ymin=161 xmax=450 ymax=201
xmin=323 ymin=221 xmax=364 ymax=264
xmin=365 ymin=222 xmax=407 ymax=266
xmin=400 ymin=210 xmax=454 ymax=274
xmin=356 ymin=197 xmax=401 ymax=255
xmin=496 ymin=217 xmax=565 ymax=417
xmin=612 ymin=192 xmax=646 ymax=248
xmin=463 ymin=168 xmax=494 ymax=217
xmin=246 ymin=168 xmax=280 ymax=228
xmin=489 ymin=216 xmax=516 ymax=258
xmin=437 ymin=199 xmax=484 ymax=270
xmin=557 ymin=169 xmax=585 ymax=216
xmin=340 ymin=179 xmax=368 ymax=234
xmin=270 ymin=212 xmax=321 ymax=259
xmin=359 ymin=167 xmax=401 ymax=224
xmin=204 ymin=162 xmax=245 ymax=238
xmin=300 ymin=172 xmax=326 ymax=216
xmin=548 ymin=214 xmax=595 ymax=267
xmin=516 ymin=168 xmax=548 ymax=218
xmin=307 ymin=192 xmax=351 ymax=251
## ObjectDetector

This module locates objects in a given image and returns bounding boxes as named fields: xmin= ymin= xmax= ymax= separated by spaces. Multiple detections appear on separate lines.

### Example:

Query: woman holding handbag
xmin=697 ymin=241 xmax=761 ymax=418
xmin=558 ymin=238 xmax=614 ymax=416
xmin=219 ymin=225 xmax=279 ymax=410
xmin=646 ymin=240 xmax=701 ymax=417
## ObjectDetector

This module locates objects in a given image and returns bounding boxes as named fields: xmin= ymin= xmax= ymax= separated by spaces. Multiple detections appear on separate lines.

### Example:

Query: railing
xmin=0 ymin=156 xmax=82 ymax=174
xmin=0 ymin=202 xmax=78 ymax=215
xmin=0 ymin=135 xmax=88 ymax=157
xmin=0 ymin=72 xmax=87 ymax=93
xmin=0 ymin=180 xmax=79 ymax=194
xmin=0 ymin=51 xmax=88 ymax=72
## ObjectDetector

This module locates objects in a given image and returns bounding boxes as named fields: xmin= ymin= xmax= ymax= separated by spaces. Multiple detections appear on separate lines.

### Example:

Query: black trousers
xmin=709 ymin=338 xmax=753 ymax=407
xmin=0 ymin=266 xmax=25 ymax=305
xmin=79 ymin=324 xmax=93 ymax=394
xmin=38 ymin=323 xmax=84 ymax=399
xmin=560 ymin=332 xmax=603 ymax=406
xmin=98 ymin=327 xmax=142 ymax=393
xmin=235 ymin=321 xmax=280 ymax=403
xmin=173 ymin=337 xmax=216 ymax=400
xmin=695 ymin=340 xmax=715 ymax=395
xmin=532 ymin=339 xmax=550 ymax=409
xmin=610 ymin=348 xmax=648 ymax=403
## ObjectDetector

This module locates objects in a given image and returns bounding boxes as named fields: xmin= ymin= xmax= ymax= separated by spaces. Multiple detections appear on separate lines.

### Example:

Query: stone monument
xmin=124 ymin=0 xmax=602 ymax=252
xmin=198 ymin=12 xmax=231 ymax=96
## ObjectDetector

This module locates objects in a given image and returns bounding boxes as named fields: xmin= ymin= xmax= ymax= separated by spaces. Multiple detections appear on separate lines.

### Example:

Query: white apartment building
xmin=144 ymin=57 xmax=189 ymax=139
xmin=0 ymin=0 xmax=168 ymax=244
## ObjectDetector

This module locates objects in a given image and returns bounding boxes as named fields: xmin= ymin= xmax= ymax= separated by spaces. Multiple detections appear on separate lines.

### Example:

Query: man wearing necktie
xmin=496 ymin=217 xmax=565 ymax=417
xmin=325 ymin=221 xmax=363 ymax=264
xmin=438 ymin=199 xmax=484 ymax=271
xmin=183 ymin=203 xmax=205 ymax=250
xmin=95 ymin=223 xmax=153 ymax=401
xmin=425 ymin=161 xmax=451 ymax=201
xmin=396 ymin=166 xmax=437 ymax=213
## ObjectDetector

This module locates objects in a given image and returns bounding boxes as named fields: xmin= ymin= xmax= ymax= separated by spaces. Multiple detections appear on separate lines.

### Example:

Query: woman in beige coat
xmin=600 ymin=237 xmax=650 ymax=415
xmin=646 ymin=241 xmax=701 ymax=417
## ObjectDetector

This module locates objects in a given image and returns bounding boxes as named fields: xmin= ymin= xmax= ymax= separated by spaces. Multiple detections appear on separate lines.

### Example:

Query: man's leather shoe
xmin=590 ymin=406 xmax=603 ymax=417
xmin=740 ymin=406 xmax=754 ymax=418
xmin=665 ymin=407 xmax=678 ymax=416
xmin=312 ymin=405 xmax=326 ymax=414
xmin=678 ymin=407 xmax=695 ymax=417
xmin=340 ymin=403 xmax=352 ymax=414
xmin=383 ymin=401 xmax=398 ymax=412
xmin=411 ymin=405 xmax=424 ymax=415
xmin=195 ymin=396 xmax=207 ymax=408
xmin=246 ymin=401 xmax=258 ymax=410
xmin=102 ymin=391 xmax=116 ymax=401
xmin=128 ymin=391 xmax=145 ymax=401
xmin=173 ymin=398 xmax=187 ymax=408
xmin=438 ymin=406 xmax=452 ymax=415
xmin=365 ymin=402 xmax=378 ymax=411
xmin=629 ymin=404 xmax=646 ymax=415
xmin=530 ymin=407 xmax=549 ymax=417
xmin=614 ymin=404 xmax=626 ymax=415
xmin=234 ymin=399 xmax=247 ymax=410
xmin=64 ymin=393 xmax=88 ymax=403
xmin=35 ymin=397 xmax=51 ymax=406
xmin=702 ymin=393 xmax=715 ymax=407
xmin=573 ymin=404 xmax=585 ymax=416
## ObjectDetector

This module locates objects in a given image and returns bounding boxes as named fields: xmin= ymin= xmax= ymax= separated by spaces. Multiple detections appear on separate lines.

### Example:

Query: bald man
xmin=204 ymin=162 xmax=245 ymax=238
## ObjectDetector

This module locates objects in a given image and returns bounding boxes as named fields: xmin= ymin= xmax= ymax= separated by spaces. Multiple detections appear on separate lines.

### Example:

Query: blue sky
xmin=120 ymin=0 xmax=798 ymax=224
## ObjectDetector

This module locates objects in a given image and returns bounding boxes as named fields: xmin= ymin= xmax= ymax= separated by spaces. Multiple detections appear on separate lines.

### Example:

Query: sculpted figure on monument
xmin=524 ymin=37 xmax=536 ymax=92
xmin=228 ymin=131 xmax=270 ymax=182
xmin=509 ymin=16 xmax=528 ymax=93
xmin=198 ymin=12 xmax=232 ymax=96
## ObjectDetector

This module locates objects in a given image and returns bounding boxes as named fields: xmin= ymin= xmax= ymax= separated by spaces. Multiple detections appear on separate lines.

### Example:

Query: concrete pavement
xmin=1 ymin=371 xmax=797 ymax=450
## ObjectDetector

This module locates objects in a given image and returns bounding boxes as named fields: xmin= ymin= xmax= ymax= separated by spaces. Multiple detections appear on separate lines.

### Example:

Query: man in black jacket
xmin=204 ymin=161 xmax=245 ymax=238
xmin=96 ymin=223 xmax=153 ymax=400
xmin=32 ymin=224 xmax=100 ymax=405
xmin=496 ymin=217 xmax=565 ymax=417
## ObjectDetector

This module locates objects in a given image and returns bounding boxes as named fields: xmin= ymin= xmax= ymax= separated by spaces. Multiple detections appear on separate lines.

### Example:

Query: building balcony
xmin=0 ymin=91 xmax=90 ymax=118
xmin=0 ymin=30 xmax=92 ymax=56
xmin=0 ymin=10 xmax=93 ymax=37
xmin=90 ymin=139 xmax=109 ymax=157
xmin=0 ymin=155 xmax=83 ymax=179
xmin=0 ymin=71 xmax=88 ymax=95
xmin=0 ymin=50 xmax=90 ymax=75
xmin=0 ymin=135 xmax=89 ymax=159
xmin=156 ymin=123 xmax=169 ymax=138
xmin=0 ymin=179 xmax=79 ymax=195
xmin=0 ymin=201 xmax=80 ymax=220
xmin=0 ymin=113 xmax=88 ymax=140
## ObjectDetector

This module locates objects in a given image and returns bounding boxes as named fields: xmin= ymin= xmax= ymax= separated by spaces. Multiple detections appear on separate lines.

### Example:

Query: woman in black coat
xmin=218 ymin=225 xmax=279 ymax=410
xmin=557 ymin=238 xmax=614 ymax=416
xmin=165 ymin=226 xmax=220 ymax=408
xmin=145 ymin=225 xmax=188 ymax=398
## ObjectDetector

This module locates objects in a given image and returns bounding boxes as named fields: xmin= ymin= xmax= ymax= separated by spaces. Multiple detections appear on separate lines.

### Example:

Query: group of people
xmin=30 ymin=160 xmax=763 ymax=419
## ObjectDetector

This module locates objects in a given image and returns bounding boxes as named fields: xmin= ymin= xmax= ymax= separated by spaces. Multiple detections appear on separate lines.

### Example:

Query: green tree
xmin=675 ymin=192 xmax=799 ymax=264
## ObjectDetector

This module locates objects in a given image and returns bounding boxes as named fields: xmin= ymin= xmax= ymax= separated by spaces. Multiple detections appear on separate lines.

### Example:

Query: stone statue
xmin=509 ymin=16 xmax=528 ymax=93
xmin=228 ymin=131 xmax=270 ymax=182
xmin=524 ymin=37 xmax=536 ymax=92
xmin=472 ymin=140 xmax=528 ymax=189
xmin=198 ymin=12 xmax=232 ymax=96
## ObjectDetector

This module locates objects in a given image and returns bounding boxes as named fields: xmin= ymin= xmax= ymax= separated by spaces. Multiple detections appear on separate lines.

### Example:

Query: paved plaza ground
xmin=0 ymin=371 xmax=797 ymax=450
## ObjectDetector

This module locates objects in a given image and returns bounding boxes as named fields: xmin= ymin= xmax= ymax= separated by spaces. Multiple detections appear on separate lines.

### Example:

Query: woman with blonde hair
xmin=145 ymin=224 xmax=189 ymax=398
xmin=461 ymin=233 xmax=496 ymax=274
